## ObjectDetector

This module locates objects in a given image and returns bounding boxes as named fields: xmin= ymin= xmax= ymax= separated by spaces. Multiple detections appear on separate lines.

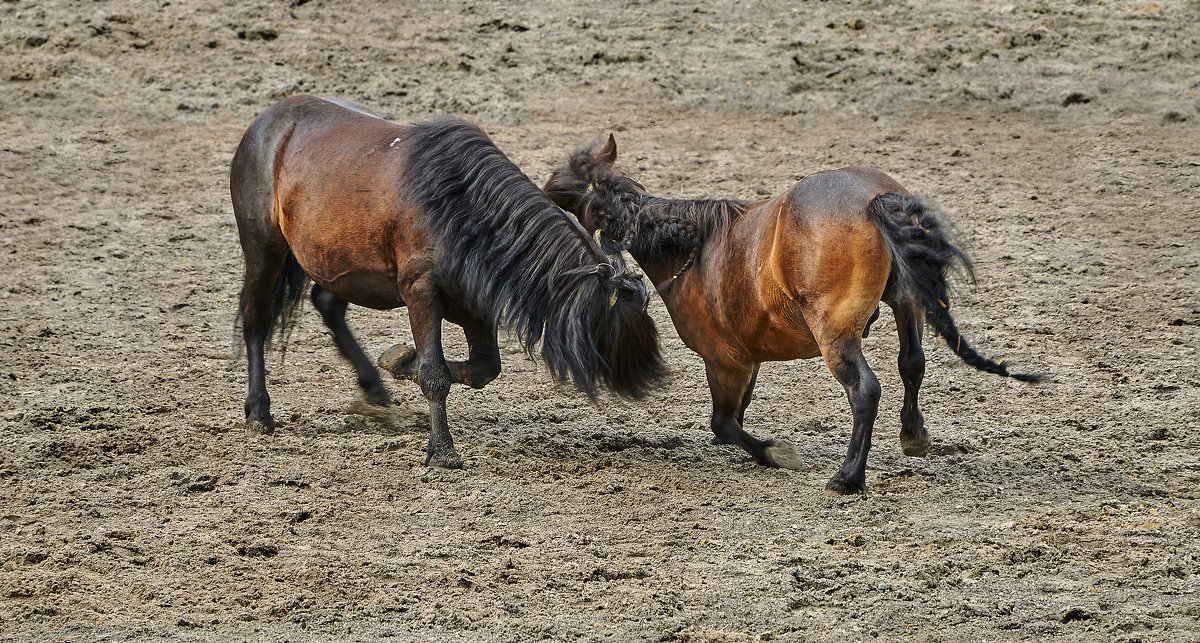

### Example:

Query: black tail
xmin=235 ymin=251 xmax=311 ymax=356
xmin=870 ymin=192 xmax=1042 ymax=383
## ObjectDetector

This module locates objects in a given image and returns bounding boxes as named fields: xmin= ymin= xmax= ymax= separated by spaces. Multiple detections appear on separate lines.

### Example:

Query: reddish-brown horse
xmin=545 ymin=135 xmax=1039 ymax=493
xmin=230 ymin=96 xmax=663 ymax=468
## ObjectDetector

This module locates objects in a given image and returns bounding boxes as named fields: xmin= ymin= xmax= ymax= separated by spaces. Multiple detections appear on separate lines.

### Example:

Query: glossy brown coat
xmin=231 ymin=97 xmax=663 ymax=468
xmin=548 ymin=137 xmax=1036 ymax=493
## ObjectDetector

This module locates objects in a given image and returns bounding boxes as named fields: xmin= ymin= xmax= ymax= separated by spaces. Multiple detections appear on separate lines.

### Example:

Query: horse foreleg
xmin=311 ymin=285 xmax=392 ymax=416
xmin=737 ymin=363 xmax=760 ymax=427
xmin=405 ymin=283 xmax=461 ymax=469
xmin=455 ymin=318 xmax=502 ymax=388
xmin=378 ymin=317 xmax=501 ymax=390
xmin=890 ymin=301 xmax=929 ymax=456
xmin=705 ymin=361 xmax=801 ymax=469
xmin=822 ymin=338 xmax=881 ymax=494
xmin=712 ymin=363 xmax=760 ymax=445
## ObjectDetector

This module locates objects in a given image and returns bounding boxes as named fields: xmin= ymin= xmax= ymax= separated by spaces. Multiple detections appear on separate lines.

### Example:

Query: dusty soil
xmin=2 ymin=0 xmax=1198 ymax=640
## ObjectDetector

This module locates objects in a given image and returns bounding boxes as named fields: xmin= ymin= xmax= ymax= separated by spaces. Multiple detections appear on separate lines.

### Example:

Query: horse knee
xmin=418 ymin=361 xmax=451 ymax=400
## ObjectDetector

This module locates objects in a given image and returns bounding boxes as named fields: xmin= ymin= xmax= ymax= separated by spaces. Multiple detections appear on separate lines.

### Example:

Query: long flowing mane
xmin=401 ymin=119 xmax=642 ymax=392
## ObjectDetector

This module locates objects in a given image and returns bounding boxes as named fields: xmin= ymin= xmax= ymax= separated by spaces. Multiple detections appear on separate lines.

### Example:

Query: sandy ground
xmin=2 ymin=0 xmax=1198 ymax=640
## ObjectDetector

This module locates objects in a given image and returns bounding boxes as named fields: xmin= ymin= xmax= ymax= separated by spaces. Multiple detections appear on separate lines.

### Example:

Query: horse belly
xmin=740 ymin=310 xmax=823 ymax=361
xmin=292 ymin=238 xmax=404 ymax=309
xmin=279 ymin=192 xmax=409 ymax=310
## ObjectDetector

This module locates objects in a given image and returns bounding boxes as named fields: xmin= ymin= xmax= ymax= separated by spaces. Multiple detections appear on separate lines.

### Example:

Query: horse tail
xmin=870 ymin=192 xmax=1042 ymax=382
xmin=543 ymin=264 xmax=665 ymax=399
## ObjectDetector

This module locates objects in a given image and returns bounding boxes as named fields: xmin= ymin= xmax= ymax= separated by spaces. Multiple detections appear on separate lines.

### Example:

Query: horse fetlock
xmin=762 ymin=438 xmax=805 ymax=471
xmin=378 ymin=344 xmax=418 ymax=380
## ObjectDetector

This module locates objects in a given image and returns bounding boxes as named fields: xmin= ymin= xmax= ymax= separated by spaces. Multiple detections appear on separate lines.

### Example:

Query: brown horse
xmin=545 ymin=135 xmax=1039 ymax=493
xmin=230 ymin=96 xmax=663 ymax=468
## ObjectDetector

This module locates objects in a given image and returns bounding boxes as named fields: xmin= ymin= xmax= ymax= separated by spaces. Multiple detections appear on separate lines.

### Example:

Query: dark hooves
xmin=378 ymin=343 xmax=418 ymax=380
xmin=246 ymin=419 xmax=275 ymax=437
xmin=825 ymin=475 xmax=866 ymax=495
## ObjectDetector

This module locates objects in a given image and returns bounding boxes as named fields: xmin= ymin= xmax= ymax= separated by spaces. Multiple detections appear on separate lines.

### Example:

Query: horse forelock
xmin=559 ymin=145 xmax=749 ymax=261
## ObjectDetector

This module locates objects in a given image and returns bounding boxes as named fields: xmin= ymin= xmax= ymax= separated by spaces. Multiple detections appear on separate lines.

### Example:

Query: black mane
xmin=401 ymin=119 xmax=653 ymax=395
xmin=629 ymin=197 xmax=750 ymax=261
xmin=548 ymin=146 xmax=750 ymax=272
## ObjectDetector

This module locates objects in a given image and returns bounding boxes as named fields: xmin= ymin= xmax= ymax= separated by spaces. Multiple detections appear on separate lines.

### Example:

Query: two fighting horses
xmin=231 ymin=96 xmax=1036 ymax=492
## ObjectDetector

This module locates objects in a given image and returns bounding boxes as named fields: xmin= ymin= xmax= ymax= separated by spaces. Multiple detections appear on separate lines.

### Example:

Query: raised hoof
xmin=825 ymin=474 xmax=866 ymax=495
xmin=901 ymin=435 xmax=931 ymax=457
xmin=246 ymin=419 xmax=274 ymax=438
xmin=425 ymin=447 xmax=463 ymax=470
xmin=378 ymin=344 xmax=418 ymax=381
xmin=762 ymin=438 xmax=804 ymax=470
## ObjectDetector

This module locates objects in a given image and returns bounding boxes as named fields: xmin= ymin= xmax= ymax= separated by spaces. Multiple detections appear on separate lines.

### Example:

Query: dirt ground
xmin=2 ymin=0 xmax=1198 ymax=640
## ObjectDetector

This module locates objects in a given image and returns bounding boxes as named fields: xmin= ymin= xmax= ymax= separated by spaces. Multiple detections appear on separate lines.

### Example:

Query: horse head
xmin=545 ymin=134 xmax=647 ymax=253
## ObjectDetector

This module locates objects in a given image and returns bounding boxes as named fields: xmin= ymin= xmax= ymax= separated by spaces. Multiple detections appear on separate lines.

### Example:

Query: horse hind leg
xmin=239 ymin=247 xmax=287 ymax=436
xmin=233 ymin=176 xmax=292 ymax=437
xmin=821 ymin=336 xmax=882 ymax=494
xmin=890 ymin=301 xmax=929 ymax=456
xmin=310 ymin=286 xmax=394 ymax=420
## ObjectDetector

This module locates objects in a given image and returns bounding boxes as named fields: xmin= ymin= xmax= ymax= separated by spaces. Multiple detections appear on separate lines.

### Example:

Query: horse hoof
xmin=346 ymin=398 xmax=398 ymax=423
xmin=425 ymin=449 xmax=463 ymax=470
xmin=762 ymin=438 xmax=804 ymax=470
xmin=825 ymin=475 xmax=866 ymax=495
xmin=710 ymin=435 xmax=730 ymax=446
xmin=901 ymin=436 xmax=931 ymax=458
xmin=246 ymin=419 xmax=274 ymax=438
xmin=378 ymin=344 xmax=418 ymax=380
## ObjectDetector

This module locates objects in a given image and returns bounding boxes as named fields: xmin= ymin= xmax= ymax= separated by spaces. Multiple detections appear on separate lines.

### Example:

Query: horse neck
xmin=622 ymin=195 xmax=744 ymax=288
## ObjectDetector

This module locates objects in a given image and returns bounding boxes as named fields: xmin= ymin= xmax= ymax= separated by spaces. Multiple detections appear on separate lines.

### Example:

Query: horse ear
xmin=596 ymin=133 xmax=618 ymax=164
